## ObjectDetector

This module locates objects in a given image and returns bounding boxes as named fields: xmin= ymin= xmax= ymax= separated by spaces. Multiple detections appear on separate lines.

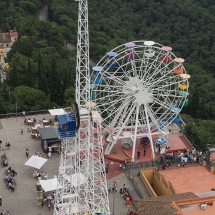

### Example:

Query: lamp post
xmin=15 ymin=94 xmax=17 ymax=122
xmin=113 ymin=179 xmax=117 ymax=215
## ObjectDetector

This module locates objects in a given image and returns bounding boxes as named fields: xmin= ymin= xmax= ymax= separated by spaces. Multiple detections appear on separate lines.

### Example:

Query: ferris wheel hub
xmin=123 ymin=76 xmax=154 ymax=106
xmin=134 ymin=89 xmax=154 ymax=106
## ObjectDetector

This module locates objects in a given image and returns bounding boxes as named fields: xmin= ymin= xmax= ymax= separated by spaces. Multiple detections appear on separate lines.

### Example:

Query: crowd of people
xmin=41 ymin=192 xmax=55 ymax=210
xmin=160 ymin=148 xmax=208 ymax=169
xmin=4 ymin=167 xmax=17 ymax=192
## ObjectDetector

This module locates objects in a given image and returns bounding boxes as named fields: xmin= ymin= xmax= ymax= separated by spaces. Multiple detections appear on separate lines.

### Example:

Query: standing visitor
xmin=137 ymin=150 xmax=140 ymax=159
xmin=47 ymin=201 xmax=51 ymax=210
xmin=143 ymin=148 xmax=146 ymax=156
xmin=41 ymin=199 xmax=44 ymax=208
xmin=26 ymin=148 xmax=29 ymax=158
xmin=123 ymin=184 xmax=127 ymax=193
xmin=20 ymin=126 xmax=24 ymax=135
xmin=48 ymin=151 xmax=51 ymax=159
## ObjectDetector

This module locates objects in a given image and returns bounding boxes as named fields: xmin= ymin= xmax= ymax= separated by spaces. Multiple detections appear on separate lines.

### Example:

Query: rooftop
xmin=160 ymin=165 xmax=215 ymax=194
xmin=175 ymin=196 xmax=215 ymax=215
xmin=38 ymin=127 xmax=58 ymax=139
xmin=10 ymin=31 xmax=18 ymax=37
xmin=0 ymin=33 xmax=11 ymax=43
xmin=134 ymin=192 xmax=198 ymax=215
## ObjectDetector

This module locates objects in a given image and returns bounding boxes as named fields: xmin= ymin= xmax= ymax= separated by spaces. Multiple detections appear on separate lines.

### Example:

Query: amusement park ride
xmin=53 ymin=0 xmax=190 ymax=214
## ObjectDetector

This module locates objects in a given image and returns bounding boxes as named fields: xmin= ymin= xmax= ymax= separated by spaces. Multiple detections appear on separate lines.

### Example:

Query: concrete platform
xmin=105 ymin=133 xmax=193 ymax=163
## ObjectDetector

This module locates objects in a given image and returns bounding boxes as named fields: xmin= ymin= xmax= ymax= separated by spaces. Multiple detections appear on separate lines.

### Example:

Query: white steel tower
xmin=54 ymin=0 xmax=110 ymax=214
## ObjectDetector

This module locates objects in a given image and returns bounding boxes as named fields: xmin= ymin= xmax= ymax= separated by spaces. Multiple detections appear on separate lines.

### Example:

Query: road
xmin=38 ymin=5 xmax=96 ymax=67
xmin=39 ymin=5 xmax=48 ymax=21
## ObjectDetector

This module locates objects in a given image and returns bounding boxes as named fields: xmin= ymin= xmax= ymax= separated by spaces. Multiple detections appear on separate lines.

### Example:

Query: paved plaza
xmin=0 ymin=114 xmax=138 ymax=215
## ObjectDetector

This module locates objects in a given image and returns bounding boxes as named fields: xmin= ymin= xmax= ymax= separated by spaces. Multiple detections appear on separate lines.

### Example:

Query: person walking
xmin=137 ymin=150 xmax=140 ymax=159
xmin=143 ymin=148 xmax=146 ymax=156
xmin=47 ymin=151 xmax=51 ymax=159
xmin=41 ymin=199 xmax=44 ymax=208
xmin=105 ymin=165 xmax=109 ymax=173
xmin=51 ymin=198 xmax=55 ymax=208
xmin=20 ymin=126 xmax=24 ymax=135
xmin=47 ymin=202 xmax=51 ymax=210
xmin=26 ymin=148 xmax=29 ymax=158
xmin=123 ymin=184 xmax=127 ymax=193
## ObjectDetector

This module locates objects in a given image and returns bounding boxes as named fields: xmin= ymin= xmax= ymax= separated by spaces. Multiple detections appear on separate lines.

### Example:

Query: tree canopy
xmin=1 ymin=0 xmax=215 ymax=149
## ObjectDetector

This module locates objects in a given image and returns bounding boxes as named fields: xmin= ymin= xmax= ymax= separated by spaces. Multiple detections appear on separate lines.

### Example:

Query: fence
xmin=125 ymin=156 xmax=201 ymax=171
xmin=0 ymin=110 xmax=49 ymax=119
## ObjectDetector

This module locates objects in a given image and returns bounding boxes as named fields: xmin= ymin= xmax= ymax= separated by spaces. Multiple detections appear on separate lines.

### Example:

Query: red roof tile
xmin=133 ymin=192 xmax=198 ymax=215
xmin=0 ymin=33 xmax=11 ymax=43
xmin=10 ymin=32 xmax=18 ymax=37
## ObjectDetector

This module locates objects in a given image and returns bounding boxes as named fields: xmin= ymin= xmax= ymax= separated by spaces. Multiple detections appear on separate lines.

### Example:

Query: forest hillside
xmin=0 ymin=0 xmax=215 ymax=148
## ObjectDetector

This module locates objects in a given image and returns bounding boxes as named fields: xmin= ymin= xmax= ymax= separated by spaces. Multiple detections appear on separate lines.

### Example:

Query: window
xmin=62 ymin=123 xmax=68 ymax=130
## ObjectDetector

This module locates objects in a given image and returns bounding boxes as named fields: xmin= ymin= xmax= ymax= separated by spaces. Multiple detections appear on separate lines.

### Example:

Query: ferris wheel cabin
xmin=106 ymin=52 xmax=117 ymax=68
xmin=178 ymin=91 xmax=189 ymax=107
xmin=160 ymin=46 xmax=172 ymax=63
xmin=124 ymin=42 xmax=136 ymax=60
xmin=144 ymin=41 xmax=155 ymax=58
xmin=54 ymin=113 xmax=76 ymax=139
xmin=173 ymin=58 xmax=185 ymax=74
xmin=92 ymin=66 xmax=103 ymax=84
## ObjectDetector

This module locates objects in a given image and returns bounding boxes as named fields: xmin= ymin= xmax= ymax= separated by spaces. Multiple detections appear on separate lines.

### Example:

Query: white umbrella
xmin=39 ymin=178 xmax=62 ymax=192
xmin=24 ymin=155 xmax=48 ymax=169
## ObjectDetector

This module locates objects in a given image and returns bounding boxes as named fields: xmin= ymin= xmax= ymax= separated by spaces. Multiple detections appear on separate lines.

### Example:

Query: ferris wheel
xmin=90 ymin=41 xmax=190 ymax=160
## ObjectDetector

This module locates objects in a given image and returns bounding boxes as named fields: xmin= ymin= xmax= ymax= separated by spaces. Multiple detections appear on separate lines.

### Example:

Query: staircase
xmin=132 ymin=176 xmax=151 ymax=199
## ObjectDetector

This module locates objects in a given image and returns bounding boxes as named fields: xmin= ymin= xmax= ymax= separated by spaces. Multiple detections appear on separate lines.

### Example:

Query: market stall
xmin=38 ymin=127 xmax=60 ymax=153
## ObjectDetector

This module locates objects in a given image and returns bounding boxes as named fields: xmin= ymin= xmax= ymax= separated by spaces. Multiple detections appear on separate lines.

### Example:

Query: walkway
xmin=0 ymin=114 xmax=139 ymax=214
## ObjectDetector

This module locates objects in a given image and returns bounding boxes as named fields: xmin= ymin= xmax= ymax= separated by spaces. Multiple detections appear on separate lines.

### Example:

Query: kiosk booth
xmin=39 ymin=127 xmax=60 ymax=153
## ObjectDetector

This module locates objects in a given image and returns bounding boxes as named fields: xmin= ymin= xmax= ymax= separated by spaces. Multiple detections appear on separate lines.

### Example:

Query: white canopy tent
xmin=39 ymin=178 xmax=62 ymax=192
xmin=24 ymin=155 xmax=48 ymax=169
xmin=48 ymin=108 xmax=66 ymax=116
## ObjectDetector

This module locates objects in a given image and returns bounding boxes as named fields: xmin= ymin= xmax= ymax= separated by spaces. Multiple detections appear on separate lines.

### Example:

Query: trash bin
xmin=203 ymin=160 xmax=207 ymax=167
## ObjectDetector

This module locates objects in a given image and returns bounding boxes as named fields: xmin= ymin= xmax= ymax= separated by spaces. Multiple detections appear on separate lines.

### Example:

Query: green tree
xmin=10 ymin=85 xmax=51 ymax=111
xmin=49 ymin=57 xmax=62 ymax=104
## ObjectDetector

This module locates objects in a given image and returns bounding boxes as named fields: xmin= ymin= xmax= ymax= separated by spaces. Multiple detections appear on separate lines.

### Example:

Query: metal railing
xmin=0 ymin=110 xmax=49 ymax=119
xmin=125 ymin=157 xmax=200 ymax=170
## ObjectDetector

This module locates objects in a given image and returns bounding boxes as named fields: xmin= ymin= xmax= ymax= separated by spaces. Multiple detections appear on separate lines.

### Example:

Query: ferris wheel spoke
xmin=150 ymin=79 xmax=181 ymax=91
xmin=95 ymin=91 xmax=131 ymax=108
xmin=109 ymin=98 xmax=132 ymax=127
xmin=98 ymin=94 xmax=133 ymax=118
xmin=152 ymin=97 xmax=175 ymax=111
xmin=144 ymin=59 xmax=173 ymax=83
xmin=144 ymin=51 xmax=164 ymax=76
xmin=149 ymin=75 xmax=180 ymax=90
